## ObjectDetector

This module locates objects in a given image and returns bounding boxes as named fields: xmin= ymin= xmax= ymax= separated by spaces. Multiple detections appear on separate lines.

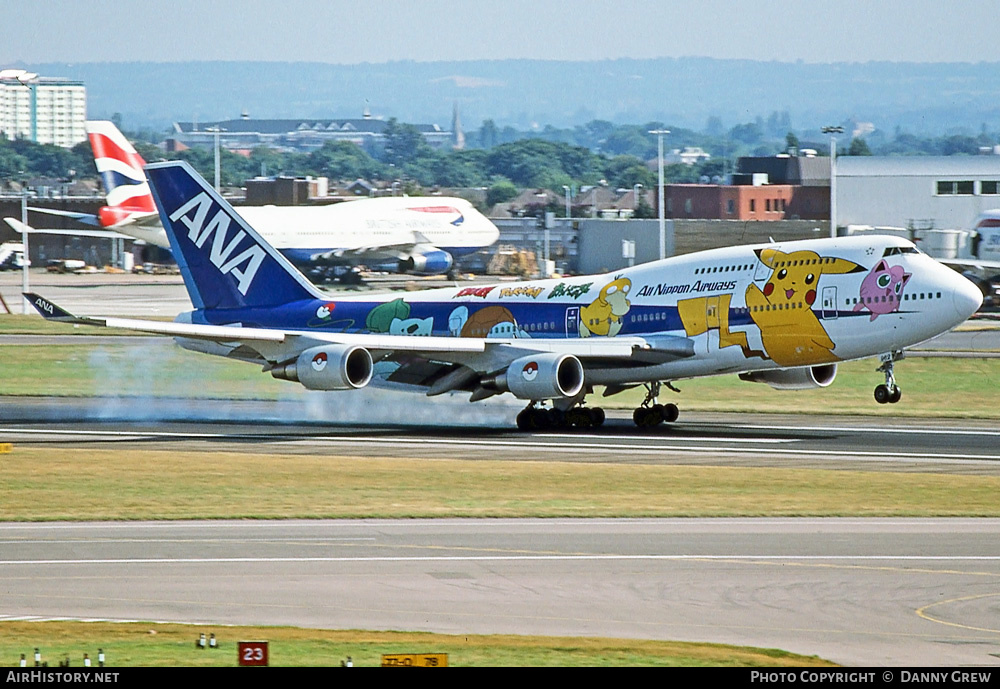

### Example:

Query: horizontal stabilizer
xmin=23 ymin=293 xmax=83 ymax=323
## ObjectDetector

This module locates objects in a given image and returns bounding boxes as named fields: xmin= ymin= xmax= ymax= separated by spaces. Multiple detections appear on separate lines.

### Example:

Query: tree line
xmin=3 ymin=114 xmax=997 ymax=213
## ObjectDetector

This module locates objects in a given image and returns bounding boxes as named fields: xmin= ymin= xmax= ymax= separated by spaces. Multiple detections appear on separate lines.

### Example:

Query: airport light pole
xmin=822 ymin=126 xmax=844 ymax=238
xmin=649 ymin=129 xmax=670 ymax=259
xmin=207 ymin=127 xmax=225 ymax=192
xmin=20 ymin=182 xmax=29 ymax=314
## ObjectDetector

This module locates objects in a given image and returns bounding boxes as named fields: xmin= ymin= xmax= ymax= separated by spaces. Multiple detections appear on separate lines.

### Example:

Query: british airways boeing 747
xmin=16 ymin=121 xmax=497 ymax=278
xmin=26 ymin=161 xmax=983 ymax=430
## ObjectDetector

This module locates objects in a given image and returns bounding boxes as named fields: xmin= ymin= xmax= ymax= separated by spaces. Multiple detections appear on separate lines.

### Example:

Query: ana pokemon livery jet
xmin=23 ymin=121 xmax=498 ymax=277
xmin=27 ymin=161 xmax=983 ymax=430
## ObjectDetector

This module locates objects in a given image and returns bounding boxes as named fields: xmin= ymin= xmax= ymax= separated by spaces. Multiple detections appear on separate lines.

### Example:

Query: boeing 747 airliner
xmin=26 ymin=161 xmax=983 ymax=430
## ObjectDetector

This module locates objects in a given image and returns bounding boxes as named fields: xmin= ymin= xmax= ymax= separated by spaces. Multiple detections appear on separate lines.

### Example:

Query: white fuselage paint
xmin=121 ymin=196 xmax=499 ymax=255
xmin=327 ymin=234 xmax=982 ymax=387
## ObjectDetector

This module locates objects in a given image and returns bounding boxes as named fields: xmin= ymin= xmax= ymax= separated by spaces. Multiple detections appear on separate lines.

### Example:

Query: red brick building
xmin=661 ymin=183 xmax=829 ymax=221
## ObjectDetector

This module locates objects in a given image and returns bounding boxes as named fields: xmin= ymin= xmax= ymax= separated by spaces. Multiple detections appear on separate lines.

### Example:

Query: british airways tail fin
xmin=86 ymin=121 xmax=156 ymax=214
xmin=144 ymin=160 xmax=324 ymax=311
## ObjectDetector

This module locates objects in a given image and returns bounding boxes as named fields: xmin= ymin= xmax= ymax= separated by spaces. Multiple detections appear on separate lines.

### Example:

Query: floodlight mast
xmin=648 ymin=129 xmax=670 ymax=259
xmin=821 ymin=126 xmax=844 ymax=238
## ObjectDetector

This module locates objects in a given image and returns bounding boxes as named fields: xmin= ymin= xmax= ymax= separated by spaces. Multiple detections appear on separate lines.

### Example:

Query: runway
xmin=2 ymin=518 xmax=1000 ymax=667
xmin=4 ymin=401 xmax=1000 ymax=474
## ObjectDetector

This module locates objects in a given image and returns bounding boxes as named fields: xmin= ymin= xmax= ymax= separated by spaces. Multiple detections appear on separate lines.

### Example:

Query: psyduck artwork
xmin=745 ymin=248 xmax=865 ymax=366
xmin=579 ymin=277 xmax=632 ymax=337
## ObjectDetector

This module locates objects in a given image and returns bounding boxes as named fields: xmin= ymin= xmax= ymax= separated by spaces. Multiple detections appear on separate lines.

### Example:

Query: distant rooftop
xmin=173 ymin=118 xmax=444 ymax=135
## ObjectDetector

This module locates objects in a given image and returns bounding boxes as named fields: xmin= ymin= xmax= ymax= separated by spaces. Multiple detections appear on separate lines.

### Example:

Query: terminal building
xmin=0 ymin=69 xmax=87 ymax=147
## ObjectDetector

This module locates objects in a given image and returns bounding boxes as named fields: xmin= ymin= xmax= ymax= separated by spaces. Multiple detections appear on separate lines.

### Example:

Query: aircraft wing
xmin=26 ymin=207 xmax=102 ymax=227
xmin=5 ymin=218 xmax=134 ymax=241
xmin=25 ymin=207 xmax=161 ymax=229
xmin=310 ymin=230 xmax=444 ymax=263
xmin=939 ymin=257 xmax=1000 ymax=272
xmin=312 ymin=240 xmax=425 ymax=262
xmin=24 ymin=293 xmax=694 ymax=389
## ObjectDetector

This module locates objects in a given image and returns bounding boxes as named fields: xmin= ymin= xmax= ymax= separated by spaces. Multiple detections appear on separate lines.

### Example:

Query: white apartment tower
xmin=0 ymin=69 xmax=87 ymax=148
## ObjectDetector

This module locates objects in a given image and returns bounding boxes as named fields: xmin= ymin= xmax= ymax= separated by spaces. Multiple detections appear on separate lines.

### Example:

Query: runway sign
xmin=381 ymin=653 xmax=448 ymax=667
xmin=238 ymin=640 xmax=268 ymax=666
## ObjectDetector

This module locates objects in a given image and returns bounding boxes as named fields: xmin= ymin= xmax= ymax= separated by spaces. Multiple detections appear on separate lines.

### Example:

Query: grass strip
xmin=0 ymin=621 xmax=834 ymax=667
xmin=4 ymin=447 xmax=1000 ymax=521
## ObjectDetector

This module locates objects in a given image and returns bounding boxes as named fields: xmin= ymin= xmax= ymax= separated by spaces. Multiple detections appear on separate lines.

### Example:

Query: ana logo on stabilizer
xmin=169 ymin=192 xmax=266 ymax=296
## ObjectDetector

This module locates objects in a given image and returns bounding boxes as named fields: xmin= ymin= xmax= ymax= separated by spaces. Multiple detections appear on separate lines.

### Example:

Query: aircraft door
xmin=821 ymin=286 xmax=838 ymax=319
xmin=705 ymin=296 xmax=720 ymax=328
xmin=565 ymin=306 xmax=580 ymax=337
xmin=704 ymin=296 xmax=721 ymax=352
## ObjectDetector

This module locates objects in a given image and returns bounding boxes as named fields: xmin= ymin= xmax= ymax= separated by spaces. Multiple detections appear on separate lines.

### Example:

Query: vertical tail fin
xmin=86 ymin=120 xmax=156 ymax=214
xmin=144 ymin=160 xmax=323 ymax=311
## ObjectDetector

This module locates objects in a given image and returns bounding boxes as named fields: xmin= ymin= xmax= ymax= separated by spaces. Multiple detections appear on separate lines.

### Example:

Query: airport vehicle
xmin=26 ymin=121 xmax=499 ymax=277
xmin=26 ymin=161 xmax=983 ymax=429
xmin=0 ymin=242 xmax=25 ymax=270
xmin=937 ymin=210 xmax=1000 ymax=275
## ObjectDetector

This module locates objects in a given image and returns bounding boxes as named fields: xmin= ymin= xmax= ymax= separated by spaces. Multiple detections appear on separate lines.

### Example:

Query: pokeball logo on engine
xmin=521 ymin=361 xmax=539 ymax=382
xmin=311 ymin=352 xmax=328 ymax=372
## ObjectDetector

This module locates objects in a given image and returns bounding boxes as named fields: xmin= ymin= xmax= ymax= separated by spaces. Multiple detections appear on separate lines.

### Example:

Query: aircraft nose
xmin=952 ymin=273 xmax=983 ymax=321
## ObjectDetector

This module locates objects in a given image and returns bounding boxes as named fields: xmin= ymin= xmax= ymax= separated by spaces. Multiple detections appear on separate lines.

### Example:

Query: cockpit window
xmin=882 ymin=246 xmax=920 ymax=257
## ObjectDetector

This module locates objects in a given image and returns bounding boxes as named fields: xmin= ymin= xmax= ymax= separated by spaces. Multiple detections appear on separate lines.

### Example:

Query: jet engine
xmin=480 ymin=353 xmax=585 ymax=400
xmin=97 ymin=206 xmax=134 ymax=227
xmin=271 ymin=344 xmax=373 ymax=391
xmin=398 ymin=249 xmax=454 ymax=275
xmin=738 ymin=364 xmax=837 ymax=391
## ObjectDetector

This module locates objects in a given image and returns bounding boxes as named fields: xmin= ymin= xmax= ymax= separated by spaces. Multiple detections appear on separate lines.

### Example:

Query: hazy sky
xmin=4 ymin=0 xmax=999 ymax=65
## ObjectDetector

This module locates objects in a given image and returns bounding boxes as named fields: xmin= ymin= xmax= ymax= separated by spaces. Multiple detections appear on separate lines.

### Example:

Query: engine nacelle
xmin=271 ymin=344 xmax=373 ymax=391
xmin=485 ymin=353 xmax=585 ymax=401
xmin=98 ymin=205 xmax=133 ymax=228
xmin=739 ymin=364 xmax=837 ymax=391
xmin=399 ymin=249 xmax=454 ymax=275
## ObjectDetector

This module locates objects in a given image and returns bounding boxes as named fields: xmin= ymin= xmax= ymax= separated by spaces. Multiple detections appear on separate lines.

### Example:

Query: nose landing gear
xmin=874 ymin=351 xmax=903 ymax=404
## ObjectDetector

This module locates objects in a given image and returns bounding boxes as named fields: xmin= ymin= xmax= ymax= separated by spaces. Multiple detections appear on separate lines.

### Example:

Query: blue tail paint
xmin=144 ymin=161 xmax=323 ymax=311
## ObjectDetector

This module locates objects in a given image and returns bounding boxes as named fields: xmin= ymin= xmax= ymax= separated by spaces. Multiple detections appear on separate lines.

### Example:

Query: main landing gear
xmin=632 ymin=381 xmax=679 ymax=428
xmin=874 ymin=351 xmax=903 ymax=404
xmin=516 ymin=403 xmax=606 ymax=431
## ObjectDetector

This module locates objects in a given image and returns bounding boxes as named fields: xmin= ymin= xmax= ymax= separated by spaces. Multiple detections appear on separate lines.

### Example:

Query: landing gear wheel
xmin=516 ymin=407 xmax=552 ymax=431
xmin=546 ymin=408 xmax=566 ymax=428
xmin=516 ymin=409 xmax=533 ymax=430
xmin=874 ymin=384 xmax=891 ymax=404
xmin=662 ymin=403 xmax=679 ymax=423
xmin=875 ymin=352 xmax=904 ymax=406
xmin=874 ymin=384 xmax=902 ymax=404
xmin=633 ymin=406 xmax=663 ymax=427
xmin=589 ymin=407 xmax=606 ymax=427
